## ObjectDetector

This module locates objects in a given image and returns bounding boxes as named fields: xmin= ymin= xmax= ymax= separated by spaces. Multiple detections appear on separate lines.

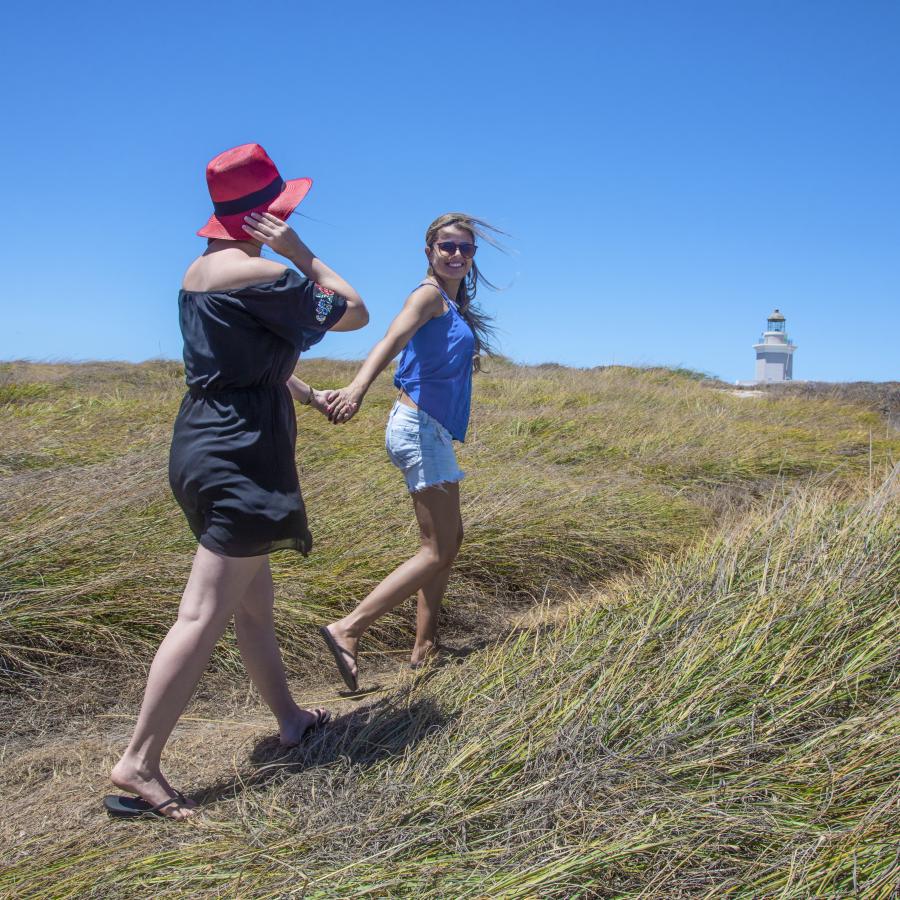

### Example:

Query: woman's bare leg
xmin=411 ymin=569 xmax=450 ymax=665
xmin=234 ymin=560 xmax=328 ymax=745
xmin=110 ymin=546 xmax=267 ymax=818
xmin=412 ymin=510 xmax=463 ymax=664
xmin=325 ymin=484 xmax=462 ymax=681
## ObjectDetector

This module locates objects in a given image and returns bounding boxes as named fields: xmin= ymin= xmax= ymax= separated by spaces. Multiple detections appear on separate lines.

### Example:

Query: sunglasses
xmin=433 ymin=240 xmax=477 ymax=259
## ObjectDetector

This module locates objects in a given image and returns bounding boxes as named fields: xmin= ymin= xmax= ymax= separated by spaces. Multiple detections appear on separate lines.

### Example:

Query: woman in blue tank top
xmin=318 ymin=213 xmax=503 ymax=690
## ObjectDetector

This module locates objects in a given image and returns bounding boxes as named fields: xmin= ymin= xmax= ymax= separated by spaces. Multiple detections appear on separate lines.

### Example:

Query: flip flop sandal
xmin=318 ymin=626 xmax=358 ymax=691
xmin=103 ymin=790 xmax=191 ymax=819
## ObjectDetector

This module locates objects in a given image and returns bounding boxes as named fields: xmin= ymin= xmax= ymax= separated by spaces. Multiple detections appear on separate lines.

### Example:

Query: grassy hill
xmin=1 ymin=360 xmax=897 ymax=897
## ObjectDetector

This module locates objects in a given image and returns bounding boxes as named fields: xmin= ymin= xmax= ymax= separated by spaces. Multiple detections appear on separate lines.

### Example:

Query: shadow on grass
xmin=188 ymin=619 xmax=573 ymax=812
xmin=194 ymin=693 xmax=448 ymax=807
xmin=436 ymin=638 xmax=495 ymax=661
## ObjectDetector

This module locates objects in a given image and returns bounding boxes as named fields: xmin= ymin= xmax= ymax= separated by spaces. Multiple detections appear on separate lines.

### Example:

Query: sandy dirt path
xmin=0 ymin=607 xmax=527 ymax=856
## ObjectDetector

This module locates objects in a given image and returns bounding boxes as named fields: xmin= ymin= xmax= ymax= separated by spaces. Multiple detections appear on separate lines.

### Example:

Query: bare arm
xmin=286 ymin=374 xmax=332 ymax=417
xmin=326 ymin=285 xmax=444 ymax=422
xmin=242 ymin=212 xmax=369 ymax=331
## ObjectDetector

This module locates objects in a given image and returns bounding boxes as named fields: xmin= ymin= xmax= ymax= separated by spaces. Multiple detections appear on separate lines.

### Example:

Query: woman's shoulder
xmin=407 ymin=281 xmax=446 ymax=316
xmin=410 ymin=279 xmax=441 ymax=297
xmin=181 ymin=257 xmax=292 ymax=294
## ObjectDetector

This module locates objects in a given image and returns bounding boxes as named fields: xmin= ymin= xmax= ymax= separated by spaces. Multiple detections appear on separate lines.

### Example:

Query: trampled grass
xmin=1 ymin=360 xmax=897 ymax=896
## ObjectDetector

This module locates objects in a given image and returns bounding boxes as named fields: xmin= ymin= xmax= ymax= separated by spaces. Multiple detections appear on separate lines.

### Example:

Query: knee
xmin=420 ymin=545 xmax=442 ymax=571
xmin=175 ymin=603 xmax=224 ymax=633
xmin=443 ymin=526 xmax=463 ymax=566
xmin=176 ymin=592 xmax=234 ymax=632
xmin=446 ymin=525 xmax=464 ymax=565
xmin=430 ymin=536 xmax=462 ymax=570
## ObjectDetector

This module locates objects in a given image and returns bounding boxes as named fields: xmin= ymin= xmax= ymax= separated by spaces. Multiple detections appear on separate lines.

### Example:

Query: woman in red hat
xmin=106 ymin=144 xmax=368 ymax=820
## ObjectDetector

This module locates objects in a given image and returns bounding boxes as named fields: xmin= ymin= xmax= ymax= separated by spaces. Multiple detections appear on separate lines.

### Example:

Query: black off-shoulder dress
xmin=168 ymin=269 xmax=346 ymax=557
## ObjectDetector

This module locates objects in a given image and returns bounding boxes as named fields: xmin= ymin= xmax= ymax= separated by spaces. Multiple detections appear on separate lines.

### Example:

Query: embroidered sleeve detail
xmin=313 ymin=284 xmax=335 ymax=324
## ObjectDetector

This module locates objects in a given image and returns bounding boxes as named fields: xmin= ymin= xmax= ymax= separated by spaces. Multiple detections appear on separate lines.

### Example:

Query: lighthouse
xmin=753 ymin=309 xmax=797 ymax=383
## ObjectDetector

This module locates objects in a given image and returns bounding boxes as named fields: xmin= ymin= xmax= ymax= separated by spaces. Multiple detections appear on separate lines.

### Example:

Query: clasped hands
xmin=293 ymin=384 xmax=357 ymax=422
xmin=321 ymin=386 xmax=362 ymax=424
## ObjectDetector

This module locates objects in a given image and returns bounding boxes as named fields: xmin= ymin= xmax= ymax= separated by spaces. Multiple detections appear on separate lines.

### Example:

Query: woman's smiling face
xmin=426 ymin=224 xmax=476 ymax=281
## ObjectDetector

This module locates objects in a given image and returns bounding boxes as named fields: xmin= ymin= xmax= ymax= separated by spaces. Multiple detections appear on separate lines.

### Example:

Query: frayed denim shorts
xmin=385 ymin=401 xmax=465 ymax=494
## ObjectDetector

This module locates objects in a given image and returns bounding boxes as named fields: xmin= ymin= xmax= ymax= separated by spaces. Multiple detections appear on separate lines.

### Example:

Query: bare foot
xmin=410 ymin=639 xmax=437 ymax=668
xmin=110 ymin=755 xmax=195 ymax=820
xmin=279 ymin=707 xmax=331 ymax=747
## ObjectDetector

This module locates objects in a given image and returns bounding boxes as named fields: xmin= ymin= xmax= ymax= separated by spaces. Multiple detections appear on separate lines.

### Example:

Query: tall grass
xmin=3 ymin=467 xmax=896 ymax=897
xmin=2 ymin=361 xmax=893 ymax=680
xmin=1 ymin=361 xmax=897 ymax=897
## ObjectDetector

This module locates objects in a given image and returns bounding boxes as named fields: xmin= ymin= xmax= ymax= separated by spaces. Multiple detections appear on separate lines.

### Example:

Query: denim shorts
xmin=385 ymin=401 xmax=465 ymax=494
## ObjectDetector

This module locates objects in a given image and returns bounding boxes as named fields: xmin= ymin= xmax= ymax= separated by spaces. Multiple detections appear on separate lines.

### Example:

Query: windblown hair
xmin=425 ymin=213 xmax=506 ymax=370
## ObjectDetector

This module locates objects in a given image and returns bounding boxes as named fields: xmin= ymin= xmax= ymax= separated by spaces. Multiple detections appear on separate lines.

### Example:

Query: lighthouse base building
xmin=750 ymin=309 xmax=797 ymax=384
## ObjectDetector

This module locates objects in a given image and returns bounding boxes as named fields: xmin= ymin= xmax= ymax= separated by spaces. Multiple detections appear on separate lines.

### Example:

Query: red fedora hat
xmin=197 ymin=143 xmax=312 ymax=241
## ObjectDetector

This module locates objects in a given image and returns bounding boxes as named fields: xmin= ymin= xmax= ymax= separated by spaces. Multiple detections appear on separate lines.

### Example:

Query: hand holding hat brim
xmin=241 ymin=212 xmax=304 ymax=258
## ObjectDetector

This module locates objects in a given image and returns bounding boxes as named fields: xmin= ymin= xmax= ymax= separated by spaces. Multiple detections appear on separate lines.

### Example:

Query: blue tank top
xmin=393 ymin=283 xmax=475 ymax=441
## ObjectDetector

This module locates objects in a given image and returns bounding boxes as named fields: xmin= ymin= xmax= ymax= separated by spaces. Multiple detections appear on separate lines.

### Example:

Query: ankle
xmin=411 ymin=640 xmax=436 ymax=663
xmin=335 ymin=616 xmax=365 ymax=641
xmin=277 ymin=701 xmax=303 ymax=726
xmin=114 ymin=749 xmax=159 ymax=778
xmin=112 ymin=757 xmax=160 ymax=789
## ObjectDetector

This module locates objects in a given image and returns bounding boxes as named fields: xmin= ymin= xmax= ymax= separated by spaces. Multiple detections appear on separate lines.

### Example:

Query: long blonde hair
xmin=425 ymin=213 xmax=505 ymax=369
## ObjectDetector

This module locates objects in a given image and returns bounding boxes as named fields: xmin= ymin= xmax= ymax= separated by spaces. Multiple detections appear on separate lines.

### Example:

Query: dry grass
xmin=759 ymin=380 xmax=900 ymax=422
xmin=3 ymin=361 xmax=893 ymax=677
xmin=1 ymin=360 xmax=898 ymax=897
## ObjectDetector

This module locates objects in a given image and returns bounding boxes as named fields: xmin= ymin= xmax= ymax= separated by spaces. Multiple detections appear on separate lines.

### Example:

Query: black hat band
xmin=213 ymin=176 xmax=285 ymax=217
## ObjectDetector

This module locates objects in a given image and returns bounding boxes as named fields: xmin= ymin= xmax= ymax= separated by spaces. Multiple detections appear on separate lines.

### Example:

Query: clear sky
xmin=2 ymin=0 xmax=898 ymax=383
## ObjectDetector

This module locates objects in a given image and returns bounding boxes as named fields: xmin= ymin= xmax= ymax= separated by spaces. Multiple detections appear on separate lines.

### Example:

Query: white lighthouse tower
xmin=753 ymin=309 xmax=797 ymax=383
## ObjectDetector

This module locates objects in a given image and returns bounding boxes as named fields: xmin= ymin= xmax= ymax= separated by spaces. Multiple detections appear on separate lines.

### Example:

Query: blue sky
xmin=1 ymin=0 xmax=897 ymax=383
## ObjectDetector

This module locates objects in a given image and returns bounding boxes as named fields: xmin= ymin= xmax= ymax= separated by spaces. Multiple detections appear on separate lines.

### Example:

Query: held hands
xmin=308 ymin=388 xmax=333 ymax=418
xmin=325 ymin=386 xmax=363 ymax=424
xmin=289 ymin=378 xmax=334 ymax=418
xmin=241 ymin=211 xmax=303 ymax=257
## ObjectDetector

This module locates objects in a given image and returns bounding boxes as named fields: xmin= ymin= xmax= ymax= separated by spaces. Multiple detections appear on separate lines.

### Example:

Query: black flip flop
xmin=103 ymin=790 xmax=191 ymax=819
xmin=319 ymin=626 xmax=358 ymax=691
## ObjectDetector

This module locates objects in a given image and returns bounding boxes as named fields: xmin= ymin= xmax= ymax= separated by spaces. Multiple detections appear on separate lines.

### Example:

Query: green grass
xmin=1 ymin=360 xmax=897 ymax=896
xmin=3 ymin=467 xmax=896 ymax=897
xmin=2 ymin=360 xmax=894 ymax=678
